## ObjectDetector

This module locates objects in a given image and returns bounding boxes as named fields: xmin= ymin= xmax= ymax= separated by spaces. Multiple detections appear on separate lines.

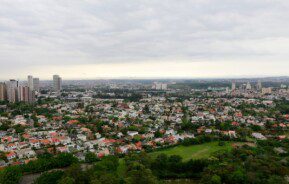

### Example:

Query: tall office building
xmin=6 ymin=79 xmax=18 ymax=103
xmin=53 ymin=75 xmax=62 ymax=92
xmin=33 ymin=78 xmax=40 ymax=92
xmin=0 ymin=82 xmax=7 ymax=101
xmin=28 ymin=75 xmax=34 ymax=90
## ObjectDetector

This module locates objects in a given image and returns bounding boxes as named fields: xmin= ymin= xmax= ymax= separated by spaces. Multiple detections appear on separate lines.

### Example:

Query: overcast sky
xmin=1 ymin=0 xmax=289 ymax=80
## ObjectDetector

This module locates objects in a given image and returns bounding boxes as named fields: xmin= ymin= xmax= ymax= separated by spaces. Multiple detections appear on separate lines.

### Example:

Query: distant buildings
xmin=262 ymin=87 xmax=272 ymax=95
xmin=0 ymin=77 xmax=36 ymax=103
xmin=53 ymin=75 xmax=62 ymax=92
xmin=28 ymin=75 xmax=40 ymax=92
xmin=152 ymin=82 xmax=167 ymax=90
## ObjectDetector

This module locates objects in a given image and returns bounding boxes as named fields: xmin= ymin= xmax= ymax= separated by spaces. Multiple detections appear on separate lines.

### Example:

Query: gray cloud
xmin=0 ymin=0 xmax=289 ymax=73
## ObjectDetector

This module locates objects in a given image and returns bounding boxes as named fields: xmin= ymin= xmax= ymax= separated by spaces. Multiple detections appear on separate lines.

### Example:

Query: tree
xmin=143 ymin=105 xmax=150 ymax=114
xmin=125 ymin=163 xmax=158 ymax=184
xmin=229 ymin=169 xmax=247 ymax=184
xmin=93 ymin=156 xmax=119 ymax=173
xmin=151 ymin=154 xmax=168 ymax=178
xmin=90 ymin=173 xmax=119 ymax=184
xmin=62 ymin=164 xmax=87 ymax=184
xmin=0 ymin=166 xmax=22 ymax=184
xmin=267 ymin=175 xmax=287 ymax=184
xmin=57 ymin=176 xmax=75 ymax=184
xmin=167 ymin=155 xmax=182 ymax=172
xmin=210 ymin=174 xmax=221 ymax=184
xmin=33 ymin=170 xmax=64 ymax=184
xmin=85 ymin=152 xmax=99 ymax=163
xmin=13 ymin=124 xmax=26 ymax=133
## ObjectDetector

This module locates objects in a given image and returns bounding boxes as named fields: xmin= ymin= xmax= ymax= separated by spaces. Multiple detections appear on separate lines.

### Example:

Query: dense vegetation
xmin=0 ymin=153 xmax=77 ymax=184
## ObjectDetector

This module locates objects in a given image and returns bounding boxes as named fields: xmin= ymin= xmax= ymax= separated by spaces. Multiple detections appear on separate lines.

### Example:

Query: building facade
xmin=0 ymin=82 xmax=7 ymax=101
xmin=53 ymin=75 xmax=62 ymax=92
xmin=6 ymin=80 xmax=18 ymax=103
xmin=33 ymin=78 xmax=40 ymax=92
xmin=18 ymin=86 xmax=35 ymax=103
xmin=28 ymin=75 xmax=34 ymax=91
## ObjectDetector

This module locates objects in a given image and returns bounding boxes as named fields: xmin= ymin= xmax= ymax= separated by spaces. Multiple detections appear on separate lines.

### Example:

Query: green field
xmin=149 ymin=141 xmax=232 ymax=161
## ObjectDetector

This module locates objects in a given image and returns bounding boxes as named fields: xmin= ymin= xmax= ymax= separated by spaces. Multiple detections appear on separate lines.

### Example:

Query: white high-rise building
xmin=33 ymin=78 xmax=40 ymax=92
xmin=53 ymin=75 xmax=62 ymax=92
xmin=6 ymin=79 xmax=18 ymax=103
xmin=28 ymin=75 xmax=34 ymax=91
xmin=246 ymin=82 xmax=252 ymax=90
xmin=161 ymin=83 xmax=167 ymax=90
xmin=152 ymin=82 xmax=167 ymax=90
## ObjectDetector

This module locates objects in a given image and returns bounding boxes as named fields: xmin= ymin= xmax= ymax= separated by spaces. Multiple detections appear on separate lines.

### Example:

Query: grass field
xmin=149 ymin=141 xmax=232 ymax=161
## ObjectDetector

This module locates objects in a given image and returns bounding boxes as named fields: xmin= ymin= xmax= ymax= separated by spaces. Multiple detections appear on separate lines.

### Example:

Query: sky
xmin=1 ymin=0 xmax=289 ymax=80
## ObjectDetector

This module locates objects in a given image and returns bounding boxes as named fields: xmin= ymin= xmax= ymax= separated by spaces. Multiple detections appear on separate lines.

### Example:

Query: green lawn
xmin=150 ymin=142 xmax=232 ymax=161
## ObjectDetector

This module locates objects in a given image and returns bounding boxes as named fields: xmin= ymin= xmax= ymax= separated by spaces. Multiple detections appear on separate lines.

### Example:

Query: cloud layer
xmin=0 ymin=0 xmax=289 ymax=79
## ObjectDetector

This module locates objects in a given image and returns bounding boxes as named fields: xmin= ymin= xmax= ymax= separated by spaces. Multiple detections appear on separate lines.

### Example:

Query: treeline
xmin=32 ymin=152 xmax=209 ymax=184
xmin=1 ymin=139 xmax=289 ymax=184
xmin=34 ymin=156 xmax=122 ymax=184
xmin=169 ymin=82 xmax=231 ymax=90
xmin=151 ymin=154 xmax=209 ymax=179
xmin=0 ymin=153 xmax=77 ymax=184
xmin=275 ymin=99 xmax=289 ymax=114
xmin=200 ymin=140 xmax=289 ymax=184
xmin=92 ymin=93 xmax=142 ymax=102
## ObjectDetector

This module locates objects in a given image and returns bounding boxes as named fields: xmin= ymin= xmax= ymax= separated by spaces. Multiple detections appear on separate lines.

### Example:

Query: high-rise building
xmin=18 ymin=86 xmax=29 ymax=102
xmin=18 ymin=86 xmax=35 ymax=103
xmin=53 ymin=75 xmax=62 ymax=92
xmin=246 ymin=82 xmax=252 ymax=90
xmin=6 ymin=79 xmax=18 ymax=103
xmin=231 ymin=81 xmax=236 ymax=91
xmin=28 ymin=75 xmax=34 ymax=90
xmin=33 ymin=78 xmax=40 ymax=92
xmin=257 ymin=80 xmax=262 ymax=90
xmin=262 ymin=87 xmax=272 ymax=95
xmin=152 ymin=82 xmax=167 ymax=90
xmin=0 ymin=82 xmax=7 ymax=101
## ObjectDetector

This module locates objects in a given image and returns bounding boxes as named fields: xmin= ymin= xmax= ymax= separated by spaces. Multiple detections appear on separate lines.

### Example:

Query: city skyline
xmin=1 ymin=1 xmax=289 ymax=79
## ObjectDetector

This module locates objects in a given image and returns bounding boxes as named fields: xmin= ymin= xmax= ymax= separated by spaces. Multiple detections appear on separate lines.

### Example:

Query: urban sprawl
xmin=0 ymin=76 xmax=288 ymax=183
